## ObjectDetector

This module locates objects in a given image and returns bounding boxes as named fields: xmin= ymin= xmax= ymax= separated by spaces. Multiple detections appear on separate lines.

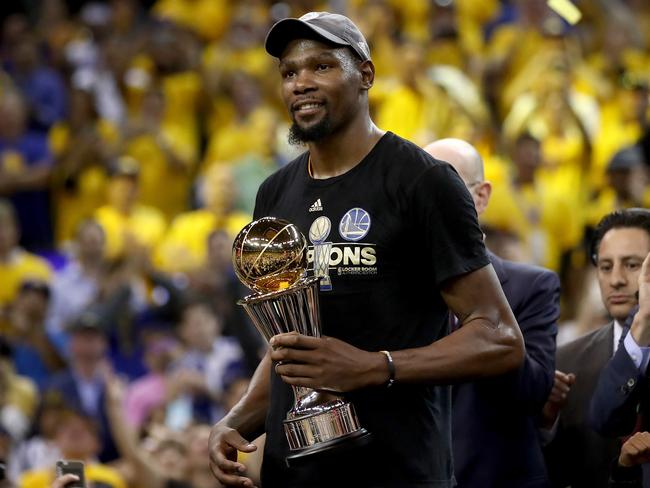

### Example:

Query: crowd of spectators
xmin=0 ymin=0 xmax=649 ymax=487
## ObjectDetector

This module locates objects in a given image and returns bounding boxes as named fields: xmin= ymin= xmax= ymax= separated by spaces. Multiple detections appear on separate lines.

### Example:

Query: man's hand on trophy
xmin=209 ymin=424 xmax=258 ymax=487
xmin=270 ymin=332 xmax=387 ymax=392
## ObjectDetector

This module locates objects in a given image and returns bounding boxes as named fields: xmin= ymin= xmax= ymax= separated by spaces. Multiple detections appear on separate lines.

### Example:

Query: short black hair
xmin=515 ymin=132 xmax=540 ymax=146
xmin=590 ymin=208 xmax=650 ymax=265
xmin=19 ymin=279 xmax=50 ymax=300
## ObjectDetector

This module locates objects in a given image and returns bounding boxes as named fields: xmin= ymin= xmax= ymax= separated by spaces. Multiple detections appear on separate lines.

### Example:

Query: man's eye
xmin=283 ymin=71 xmax=295 ymax=79
xmin=316 ymin=64 xmax=330 ymax=71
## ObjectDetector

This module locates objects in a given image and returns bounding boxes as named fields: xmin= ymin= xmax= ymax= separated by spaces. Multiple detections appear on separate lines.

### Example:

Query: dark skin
xmin=209 ymin=38 xmax=525 ymax=487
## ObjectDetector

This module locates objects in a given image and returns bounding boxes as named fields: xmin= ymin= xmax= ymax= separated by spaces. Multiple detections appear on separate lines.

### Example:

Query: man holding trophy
xmin=209 ymin=12 xmax=525 ymax=488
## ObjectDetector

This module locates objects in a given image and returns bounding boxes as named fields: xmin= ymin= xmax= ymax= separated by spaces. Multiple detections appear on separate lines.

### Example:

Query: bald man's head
xmin=423 ymin=138 xmax=491 ymax=215
xmin=423 ymin=138 xmax=484 ymax=183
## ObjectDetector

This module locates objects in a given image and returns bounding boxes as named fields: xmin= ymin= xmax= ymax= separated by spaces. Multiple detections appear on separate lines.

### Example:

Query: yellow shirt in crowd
xmin=155 ymin=209 xmax=250 ymax=273
xmin=152 ymin=0 xmax=230 ymax=41
xmin=19 ymin=464 xmax=126 ymax=488
xmin=0 ymin=249 xmax=51 ymax=311
xmin=123 ymin=123 xmax=197 ymax=220
xmin=48 ymin=120 xmax=120 ymax=245
xmin=94 ymin=205 xmax=167 ymax=259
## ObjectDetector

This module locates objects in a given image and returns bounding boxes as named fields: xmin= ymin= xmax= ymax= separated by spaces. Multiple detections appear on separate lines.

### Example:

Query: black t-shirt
xmin=253 ymin=132 xmax=489 ymax=488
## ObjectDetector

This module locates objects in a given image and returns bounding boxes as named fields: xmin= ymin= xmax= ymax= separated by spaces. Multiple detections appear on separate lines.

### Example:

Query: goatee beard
xmin=288 ymin=118 xmax=333 ymax=146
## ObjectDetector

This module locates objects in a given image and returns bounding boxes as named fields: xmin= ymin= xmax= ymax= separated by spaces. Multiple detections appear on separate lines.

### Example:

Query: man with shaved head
xmin=424 ymin=138 xmax=560 ymax=488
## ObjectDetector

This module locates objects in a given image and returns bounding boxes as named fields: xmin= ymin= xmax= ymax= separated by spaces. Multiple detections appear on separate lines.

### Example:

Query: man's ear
xmin=359 ymin=60 xmax=375 ymax=90
xmin=475 ymin=181 xmax=492 ymax=215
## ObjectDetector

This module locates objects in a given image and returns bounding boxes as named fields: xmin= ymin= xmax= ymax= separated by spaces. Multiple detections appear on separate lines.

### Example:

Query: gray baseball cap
xmin=265 ymin=12 xmax=371 ymax=62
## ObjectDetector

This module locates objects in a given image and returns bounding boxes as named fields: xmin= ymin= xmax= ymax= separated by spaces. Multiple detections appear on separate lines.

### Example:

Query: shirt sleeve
xmin=409 ymin=162 xmax=490 ymax=285
xmin=623 ymin=333 xmax=650 ymax=373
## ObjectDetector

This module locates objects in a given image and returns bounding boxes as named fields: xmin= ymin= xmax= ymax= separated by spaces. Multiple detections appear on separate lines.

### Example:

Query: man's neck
xmin=308 ymin=116 xmax=384 ymax=179
xmin=78 ymin=256 xmax=102 ymax=275
xmin=0 ymin=247 xmax=18 ymax=264
xmin=74 ymin=362 xmax=101 ymax=381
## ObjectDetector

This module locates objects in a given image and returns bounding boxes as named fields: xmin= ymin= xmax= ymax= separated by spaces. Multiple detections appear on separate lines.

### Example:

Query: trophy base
xmin=285 ymin=429 xmax=371 ymax=467
xmin=283 ymin=398 xmax=371 ymax=467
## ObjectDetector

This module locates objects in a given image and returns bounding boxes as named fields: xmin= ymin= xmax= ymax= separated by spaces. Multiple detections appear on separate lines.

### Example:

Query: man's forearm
xmin=221 ymin=351 xmax=271 ymax=438
xmin=389 ymin=317 xmax=524 ymax=384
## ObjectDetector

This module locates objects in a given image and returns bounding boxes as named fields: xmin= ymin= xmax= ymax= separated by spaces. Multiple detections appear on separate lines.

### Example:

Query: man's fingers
xmin=52 ymin=474 xmax=80 ymax=488
xmin=209 ymin=461 xmax=255 ymax=487
xmin=641 ymin=252 xmax=650 ymax=281
xmin=553 ymin=382 xmax=571 ymax=394
xmin=270 ymin=333 xmax=320 ymax=349
xmin=554 ymin=370 xmax=573 ymax=383
xmin=213 ymin=449 xmax=246 ymax=474
xmin=640 ymin=431 xmax=650 ymax=447
xmin=280 ymin=375 xmax=317 ymax=388
xmin=224 ymin=430 xmax=257 ymax=453
xmin=275 ymin=362 xmax=320 ymax=379
xmin=271 ymin=346 xmax=317 ymax=364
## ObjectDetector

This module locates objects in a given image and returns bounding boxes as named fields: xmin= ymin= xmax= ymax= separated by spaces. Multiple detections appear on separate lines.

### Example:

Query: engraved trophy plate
xmin=232 ymin=217 xmax=370 ymax=465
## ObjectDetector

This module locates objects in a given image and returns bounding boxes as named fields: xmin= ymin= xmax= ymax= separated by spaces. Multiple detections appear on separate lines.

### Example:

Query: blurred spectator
xmin=0 ymin=15 xmax=30 ymax=66
xmin=133 ymin=25 xmax=201 ymax=159
xmin=49 ymin=87 xmax=119 ymax=245
xmin=46 ymin=219 xmax=106 ymax=343
xmin=124 ymin=336 xmax=181 ymax=431
xmin=0 ymin=336 xmax=38 ymax=442
xmin=94 ymin=156 xmax=166 ymax=259
xmin=183 ymin=423 xmax=220 ymax=488
xmin=202 ymin=70 xmax=276 ymax=165
xmin=483 ymin=133 xmax=581 ymax=272
xmin=122 ymin=85 xmax=197 ymax=219
xmin=18 ymin=407 xmax=126 ymax=488
xmin=105 ymin=374 xmax=193 ymax=488
xmin=0 ymin=92 xmax=55 ymax=251
xmin=587 ymin=145 xmax=649 ymax=229
xmin=0 ymin=429 xmax=9 ymax=488
xmin=152 ymin=0 xmax=231 ymax=41
xmin=155 ymin=165 xmax=249 ymax=273
xmin=0 ymin=199 xmax=51 ymax=328
xmin=43 ymin=312 xmax=118 ymax=462
xmin=167 ymin=299 xmax=244 ymax=426
xmin=186 ymin=229 xmax=265 ymax=374
xmin=7 ymin=281 xmax=64 ymax=390
xmin=3 ymin=33 xmax=67 ymax=132
xmin=7 ymin=392 xmax=65 ymax=484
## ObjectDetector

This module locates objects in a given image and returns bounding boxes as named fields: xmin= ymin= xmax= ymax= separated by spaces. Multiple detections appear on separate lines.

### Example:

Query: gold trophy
xmin=232 ymin=217 xmax=370 ymax=465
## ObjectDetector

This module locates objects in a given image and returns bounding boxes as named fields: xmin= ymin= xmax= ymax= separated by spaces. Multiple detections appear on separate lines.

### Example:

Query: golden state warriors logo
xmin=339 ymin=208 xmax=371 ymax=242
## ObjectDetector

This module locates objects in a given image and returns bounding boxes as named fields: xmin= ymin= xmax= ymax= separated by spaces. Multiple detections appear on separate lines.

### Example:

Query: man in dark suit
xmin=542 ymin=209 xmax=650 ymax=488
xmin=43 ymin=311 xmax=118 ymax=462
xmin=586 ymin=209 xmax=650 ymax=486
xmin=425 ymin=138 xmax=559 ymax=487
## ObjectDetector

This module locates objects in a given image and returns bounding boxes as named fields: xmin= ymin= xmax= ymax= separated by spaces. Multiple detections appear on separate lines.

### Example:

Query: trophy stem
xmin=292 ymin=385 xmax=311 ymax=400
xmin=238 ymin=276 xmax=322 ymax=340
xmin=237 ymin=276 xmax=370 ymax=461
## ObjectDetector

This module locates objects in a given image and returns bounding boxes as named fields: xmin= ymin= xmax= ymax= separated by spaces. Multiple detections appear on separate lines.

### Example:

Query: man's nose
xmin=610 ymin=263 xmax=628 ymax=287
xmin=293 ymin=69 xmax=317 ymax=94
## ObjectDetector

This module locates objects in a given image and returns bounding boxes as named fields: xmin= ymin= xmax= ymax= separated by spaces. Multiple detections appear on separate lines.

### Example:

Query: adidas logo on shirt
xmin=309 ymin=199 xmax=323 ymax=212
